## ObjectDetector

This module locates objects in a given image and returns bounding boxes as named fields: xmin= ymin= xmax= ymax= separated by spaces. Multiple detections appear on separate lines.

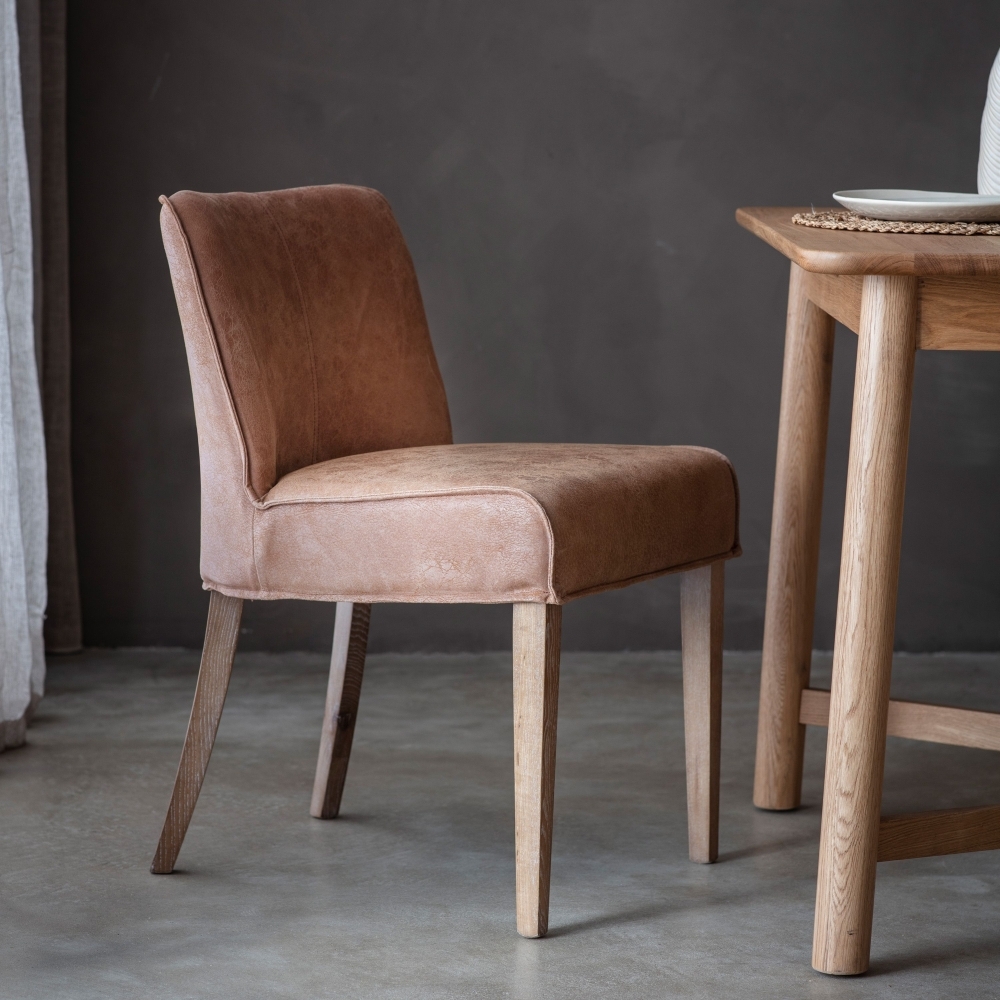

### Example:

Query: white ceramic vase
xmin=979 ymin=47 xmax=1000 ymax=195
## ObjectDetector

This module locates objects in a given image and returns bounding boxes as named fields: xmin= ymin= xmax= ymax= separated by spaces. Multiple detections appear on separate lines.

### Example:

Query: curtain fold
xmin=1 ymin=0 xmax=46 ymax=749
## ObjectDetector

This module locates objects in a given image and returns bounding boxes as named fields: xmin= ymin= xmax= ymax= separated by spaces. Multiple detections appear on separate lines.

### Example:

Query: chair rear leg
xmin=680 ymin=561 xmax=724 ymax=863
xmin=311 ymin=602 xmax=372 ymax=819
xmin=151 ymin=591 xmax=243 ymax=873
xmin=512 ymin=602 xmax=562 ymax=938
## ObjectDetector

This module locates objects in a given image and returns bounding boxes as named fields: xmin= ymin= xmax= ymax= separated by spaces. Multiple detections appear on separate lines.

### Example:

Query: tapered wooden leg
xmin=755 ymin=262 xmax=836 ymax=811
xmin=512 ymin=603 xmax=561 ymax=939
xmin=681 ymin=561 xmax=724 ymax=864
xmin=311 ymin=602 xmax=371 ymax=819
xmin=150 ymin=591 xmax=243 ymax=874
xmin=813 ymin=274 xmax=917 ymax=976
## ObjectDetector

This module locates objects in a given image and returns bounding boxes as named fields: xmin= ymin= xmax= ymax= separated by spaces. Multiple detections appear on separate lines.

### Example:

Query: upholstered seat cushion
xmin=220 ymin=442 xmax=739 ymax=604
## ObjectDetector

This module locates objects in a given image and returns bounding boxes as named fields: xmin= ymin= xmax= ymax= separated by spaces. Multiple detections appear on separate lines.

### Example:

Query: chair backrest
xmin=160 ymin=185 xmax=452 ymax=501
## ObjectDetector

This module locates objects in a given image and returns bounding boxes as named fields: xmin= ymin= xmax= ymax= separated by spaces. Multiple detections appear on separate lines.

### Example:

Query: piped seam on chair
xmin=260 ymin=483 xmax=558 ymax=509
xmin=160 ymin=196 xmax=261 ymax=505
xmin=161 ymin=195 xmax=265 ymax=590
xmin=723 ymin=454 xmax=741 ymax=553
xmin=199 ymin=581 xmax=553 ymax=603
xmin=199 ymin=545 xmax=740 ymax=605
xmin=254 ymin=484 xmax=558 ymax=601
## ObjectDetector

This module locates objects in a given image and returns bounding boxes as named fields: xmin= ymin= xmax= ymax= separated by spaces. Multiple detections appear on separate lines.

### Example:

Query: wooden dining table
xmin=738 ymin=207 xmax=1000 ymax=976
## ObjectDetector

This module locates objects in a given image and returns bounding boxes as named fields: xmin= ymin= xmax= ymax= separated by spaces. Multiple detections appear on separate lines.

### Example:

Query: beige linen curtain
xmin=35 ymin=0 xmax=79 ymax=654
xmin=1 ymin=0 xmax=79 ymax=749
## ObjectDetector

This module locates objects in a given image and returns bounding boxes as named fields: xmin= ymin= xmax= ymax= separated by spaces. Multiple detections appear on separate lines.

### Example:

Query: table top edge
xmin=735 ymin=207 xmax=1000 ymax=276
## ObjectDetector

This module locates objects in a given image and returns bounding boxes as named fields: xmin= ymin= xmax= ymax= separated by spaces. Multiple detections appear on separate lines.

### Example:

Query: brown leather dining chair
xmin=150 ymin=184 xmax=741 ymax=938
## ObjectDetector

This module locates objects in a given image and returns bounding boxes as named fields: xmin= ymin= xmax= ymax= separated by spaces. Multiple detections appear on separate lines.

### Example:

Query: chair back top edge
xmin=161 ymin=184 xmax=452 ymax=498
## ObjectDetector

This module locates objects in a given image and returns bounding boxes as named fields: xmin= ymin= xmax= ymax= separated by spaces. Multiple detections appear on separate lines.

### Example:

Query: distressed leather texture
xmin=160 ymin=184 xmax=740 ymax=604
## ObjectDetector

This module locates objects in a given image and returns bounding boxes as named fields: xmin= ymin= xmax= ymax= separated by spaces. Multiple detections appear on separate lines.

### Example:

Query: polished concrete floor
xmin=2 ymin=648 xmax=1000 ymax=998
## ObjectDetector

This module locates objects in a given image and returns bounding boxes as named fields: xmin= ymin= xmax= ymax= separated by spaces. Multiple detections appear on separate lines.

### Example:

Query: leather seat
xmin=256 ymin=442 xmax=738 ymax=603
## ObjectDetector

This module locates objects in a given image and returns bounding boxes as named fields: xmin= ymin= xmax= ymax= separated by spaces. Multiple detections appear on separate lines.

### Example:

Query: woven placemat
xmin=792 ymin=209 xmax=1000 ymax=236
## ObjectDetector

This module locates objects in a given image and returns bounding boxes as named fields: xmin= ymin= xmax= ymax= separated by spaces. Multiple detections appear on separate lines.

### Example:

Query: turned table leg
xmin=754 ymin=262 xmax=836 ymax=811
xmin=812 ymin=274 xmax=917 ymax=976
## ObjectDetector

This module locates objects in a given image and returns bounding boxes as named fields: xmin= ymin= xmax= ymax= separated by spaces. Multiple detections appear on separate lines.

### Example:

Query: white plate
xmin=832 ymin=189 xmax=1000 ymax=222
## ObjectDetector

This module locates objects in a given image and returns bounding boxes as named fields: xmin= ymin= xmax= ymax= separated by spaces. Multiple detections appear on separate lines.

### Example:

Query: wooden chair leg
xmin=512 ymin=602 xmax=561 ymax=939
xmin=813 ymin=274 xmax=917 ymax=976
xmin=310 ymin=601 xmax=371 ymax=819
xmin=681 ymin=561 xmax=724 ymax=864
xmin=150 ymin=591 xmax=243 ymax=874
xmin=755 ymin=262 xmax=836 ymax=811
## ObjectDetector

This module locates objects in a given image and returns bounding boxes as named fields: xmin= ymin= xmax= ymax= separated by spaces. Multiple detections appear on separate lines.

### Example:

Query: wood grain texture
xmin=310 ymin=602 xmax=372 ymax=819
xmin=802 ymin=272 xmax=863 ymax=333
xmin=916 ymin=276 xmax=1000 ymax=350
xmin=512 ymin=603 xmax=561 ymax=939
xmin=151 ymin=591 xmax=243 ymax=874
xmin=812 ymin=275 xmax=917 ymax=976
xmin=681 ymin=562 xmax=724 ymax=863
xmin=754 ymin=262 xmax=835 ymax=811
xmin=800 ymin=688 xmax=1000 ymax=752
xmin=878 ymin=806 xmax=1000 ymax=862
xmin=803 ymin=271 xmax=1000 ymax=351
xmin=737 ymin=207 xmax=1000 ymax=276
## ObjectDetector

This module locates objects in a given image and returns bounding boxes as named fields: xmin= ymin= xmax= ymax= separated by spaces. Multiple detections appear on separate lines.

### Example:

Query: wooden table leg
xmin=812 ymin=274 xmax=917 ymax=976
xmin=754 ymin=262 xmax=836 ymax=810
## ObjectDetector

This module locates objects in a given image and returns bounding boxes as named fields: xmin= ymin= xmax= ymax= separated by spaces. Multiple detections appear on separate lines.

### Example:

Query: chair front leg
xmin=151 ymin=590 xmax=243 ymax=873
xmin=512 ymin=602 xmax=562 ymax=938
xmin=680 ymin=561 xmax=724 ymax=863
xmin=311 ymin=601 xmax=372 ymax=818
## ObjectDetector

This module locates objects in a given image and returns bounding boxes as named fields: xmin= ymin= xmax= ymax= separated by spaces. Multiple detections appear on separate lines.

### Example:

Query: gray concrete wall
xmin=67 ymin=1 xmax=1000 ymax=652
